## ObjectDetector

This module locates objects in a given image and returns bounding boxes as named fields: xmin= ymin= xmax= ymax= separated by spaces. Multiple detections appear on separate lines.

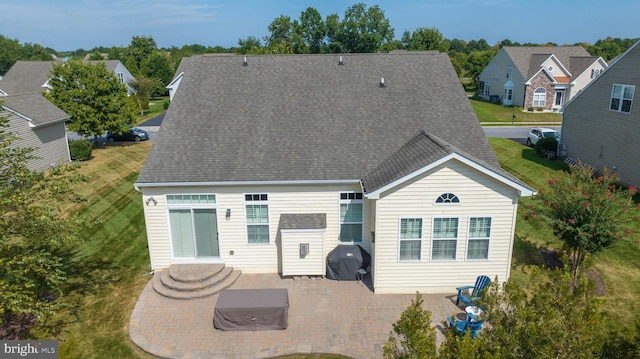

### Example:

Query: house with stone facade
xmin=135 ymin=52 xmax=536 ymax=295
xmin=479 ymin=46 xmax=607 ymax=111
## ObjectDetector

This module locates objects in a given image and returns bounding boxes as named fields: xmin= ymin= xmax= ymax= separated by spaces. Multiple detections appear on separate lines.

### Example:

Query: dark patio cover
xmin=326 ymin=245 xmax=371 ymax=281
xmin=213 ymin=288 xmax=288 ymax=331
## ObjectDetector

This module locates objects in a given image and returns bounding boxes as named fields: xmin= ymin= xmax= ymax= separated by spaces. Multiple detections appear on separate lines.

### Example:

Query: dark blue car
xmin=106 ymin=127 xmax=149 ymax=142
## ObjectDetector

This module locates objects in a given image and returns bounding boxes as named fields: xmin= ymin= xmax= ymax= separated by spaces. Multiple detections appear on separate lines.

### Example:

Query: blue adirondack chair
xmin=456 ymin=275 xmax=491 ymax=306
xmin=447 ymin=312 xmax=483 ymax=338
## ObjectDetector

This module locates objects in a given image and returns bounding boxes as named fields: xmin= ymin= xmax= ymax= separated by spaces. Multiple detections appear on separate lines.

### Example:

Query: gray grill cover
xmin=213 ymin=288 xmax=288 ymax=331
xmin=326 ymin=245 xmax=371 ymax=280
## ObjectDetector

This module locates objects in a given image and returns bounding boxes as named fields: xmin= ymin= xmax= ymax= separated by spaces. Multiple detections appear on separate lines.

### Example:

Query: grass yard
xmin=138 ymin=96 xmax=168 ymax=123
xmin=490 ymin=138 xmax=640 ymax=325
xmin=471 ymin=98 xmax=561 ymax=124
xmin=29 ymin=137 xmax=638 ymax=358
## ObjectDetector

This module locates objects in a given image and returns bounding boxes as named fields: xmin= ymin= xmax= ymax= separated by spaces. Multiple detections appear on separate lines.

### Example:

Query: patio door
xmin=170 ymin=208 xmax=219 ymax=258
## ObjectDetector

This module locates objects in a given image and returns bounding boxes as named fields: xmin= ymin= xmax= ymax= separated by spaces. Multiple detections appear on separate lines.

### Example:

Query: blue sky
xmin=0 ymin=0 xmax=637 ymax=51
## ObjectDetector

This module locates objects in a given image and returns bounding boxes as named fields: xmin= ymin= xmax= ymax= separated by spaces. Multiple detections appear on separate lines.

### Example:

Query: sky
xmin=0 ymin=0 xmax=637 ymax=51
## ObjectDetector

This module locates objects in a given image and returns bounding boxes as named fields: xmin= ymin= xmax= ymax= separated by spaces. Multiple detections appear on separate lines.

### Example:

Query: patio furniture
xmin=447 ymin=312 xmax=483 ymax=338
xmin=213 ymin=288 xmax=289 ymax=331
xmin=456 ymin=275 xmax=491 ymax=306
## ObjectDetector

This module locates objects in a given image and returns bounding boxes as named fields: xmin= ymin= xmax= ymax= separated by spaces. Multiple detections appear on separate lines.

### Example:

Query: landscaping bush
xmin=534 ymin=137 xmax=558 ymax=157
xmin=163 ymin=99 xmax=170 ymax=109
xmin=68 ymin=140 xmax=92 ymax=161
xmin=528 ymin=107 xmax=534 ymax=112
xmin=536 ymin=107 xmax=544 ymax=111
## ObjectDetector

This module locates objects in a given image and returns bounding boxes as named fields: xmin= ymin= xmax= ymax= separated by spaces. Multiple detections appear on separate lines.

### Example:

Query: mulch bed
xmin=0 ymin=313 xmax=38 ymax=340
xmin=539 ymin=248 xmax=606 ymax=296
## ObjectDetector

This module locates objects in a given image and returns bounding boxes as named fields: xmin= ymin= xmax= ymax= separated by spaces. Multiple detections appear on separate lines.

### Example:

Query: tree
xmin=464 ymin=50 xmax=495 ymax=86
xmin=529 ymin=164 xmax=639 ymax=276
xmin=383 ymin=293 xmax=437 ymax=358
xmin=439 ymin=267 xmax=606 ymax=358
xmin=265 ymin=15 xmax=293 ymax=49
xmin=0 ymin=109 xmax=85 ymax=325
xmin=122 ymin=35 xmax=158 ymax=76
xmin=402 ymin=27 xmax=447 ymax=52
xmin=327 ymin=3 xmax=394 ymax=53
xmin=296 ymin=7 xmax=327 ymax=53
xmin=0 ymin=35 xmax=21 ymax=75
xmin=236 ymin=36 xmax=263 ymax=54
xmin=140 ymin=51 xmax=174 ymax=95
xmin=128 ymin=76 xmax=159 ymax=115
xmin=45 ymin=61 xmax=138 ymax=142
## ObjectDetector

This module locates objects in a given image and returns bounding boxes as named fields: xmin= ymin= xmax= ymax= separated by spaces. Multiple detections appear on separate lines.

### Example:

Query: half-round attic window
xmin=435 ymin=193 xmax=460 ymax=204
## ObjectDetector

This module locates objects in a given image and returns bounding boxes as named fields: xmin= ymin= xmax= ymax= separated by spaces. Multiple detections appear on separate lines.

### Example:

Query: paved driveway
xmin=130 ymin=273 xmax=462 ymax=359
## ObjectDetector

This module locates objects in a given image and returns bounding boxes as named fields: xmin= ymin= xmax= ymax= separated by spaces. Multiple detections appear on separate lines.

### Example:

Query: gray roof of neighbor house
xmin=2 ymin=92 xmax=69 ymax=126
xmin=0 ymin=61 xmax=55 ymax=94
xmin=503 ymin=46 xmax=593 ymax=79
xmin=137 ymin=53 xmax=532 ymax=193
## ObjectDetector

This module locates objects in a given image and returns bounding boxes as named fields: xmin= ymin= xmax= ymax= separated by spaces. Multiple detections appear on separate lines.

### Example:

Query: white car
xmin=526 ymin=127 xmax=560 ymax=146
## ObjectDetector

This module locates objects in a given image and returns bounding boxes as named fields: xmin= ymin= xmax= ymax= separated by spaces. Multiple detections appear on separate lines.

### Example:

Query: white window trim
xmin=397 ymin=217 xmax=424 ymax=262
xmin=466 ymin=216 xmax=492 ymax=261
xmin=533 ymin=87 xmax=546 ymax=107
xmin=610 ymin=84 xmax=635 ymax=113
xmin=433 ymin=192 xmax=461 ymax=205
xmin=430 ymin=216 xmax=459 ymax=261
xmin=244 ymin=193 xmax=270 ymax=245
xmin=339 ymin=192 xmax=364 ymax=243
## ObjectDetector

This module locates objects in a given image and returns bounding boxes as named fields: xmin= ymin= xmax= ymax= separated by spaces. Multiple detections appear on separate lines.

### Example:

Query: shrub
xmin=383 ymin=292 xmax=436 ymax=358
xmin=163 ymin=99 xmax=170 ymax=109
xmin=68 ymin=140 xmax=92 ymax=161
xmin=534 ymin=137 xmax=558 ymax=157
xmin=528 ymin=107 xmax=534 ymax=112
xmin=536 ymin=107 xmax=544 ymax=111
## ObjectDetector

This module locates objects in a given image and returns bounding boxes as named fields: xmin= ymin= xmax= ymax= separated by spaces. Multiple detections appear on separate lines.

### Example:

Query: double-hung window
xmin=339 ymin=192 xmax=363 ymax=242
xmin=467 ymin=217 xmax=491 ymax=260
xmin=245 ymin=193 xmax=269 ymax=244
xmin=399 ymin=218 xmax=422 ymax=261
xmin=431 ymin=218 xmax=458 ymax=260
xmin=533 ymin=87 xmax=546 ymax=107
xmin=610 ymin=84 xmax=635 ymax=113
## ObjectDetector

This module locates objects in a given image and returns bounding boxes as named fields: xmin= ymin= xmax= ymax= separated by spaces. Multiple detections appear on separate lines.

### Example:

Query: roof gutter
xmin=134 ymin=179 xmax=362 ymax=191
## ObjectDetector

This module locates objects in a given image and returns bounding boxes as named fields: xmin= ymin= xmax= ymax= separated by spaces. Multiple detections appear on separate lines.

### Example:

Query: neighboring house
xmin=561 ymin=40 xmax=640 ymax=187
xmin=0 ymin=60 xmax=136 ymax=94
xmin=135 ymin=53 xmax=535 ymax=294
xmin=0 ymin=93 xmax=71 ymax=171
xmin=479 ymin=46 xmax=607 ymax=111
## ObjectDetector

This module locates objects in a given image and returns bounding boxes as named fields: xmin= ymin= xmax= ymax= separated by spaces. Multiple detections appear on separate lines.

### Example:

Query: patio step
xmin=152 ymin=264 xmax=242 ymax=300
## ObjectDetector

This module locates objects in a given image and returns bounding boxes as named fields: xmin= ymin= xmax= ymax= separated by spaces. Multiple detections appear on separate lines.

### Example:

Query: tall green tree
xmin=236 ymin=36 xmax=263 ymax=54
xmin=122 ymin=35 xmax=158 ymax=76
xmin=0 ymin=35 xmax=23 ymax=75
xmin=128 ymin=76 xmax=159 ymax=115
xmin=296 ymin=7 xmax=327 ymax=53
xmin=529 ymin=164 xmax=639 ymax=275
xmin=439 ymin=267 xmax=606 ymax=358
xmin=327 ymin=3 xmax=394 ymax=53
xmin=0 ymin=109 xmax=85 ymax=325
xmin=140 ymin=51 xmax=174 ymax=95
xmin=401 ymin=27 xmax=447 ymax=51
xmin=464 ymin=50 xmax=495 ymax=86
xmin=45 ymin=61 xmax=137 ymax=142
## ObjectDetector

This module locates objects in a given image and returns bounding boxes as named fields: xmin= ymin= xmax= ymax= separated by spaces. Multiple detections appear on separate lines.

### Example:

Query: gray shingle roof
xmin=2 ymin=93 xmax=69 ymax=126
xmin=504 ymin=46 xmax=591 ymax=79
xmin=279 ymin=214 xmax=327 ymax=230
xmin=0 ymin=61 xmax=54 ymax=94
xmin=137 ymin=53 xmax=506 ymax=188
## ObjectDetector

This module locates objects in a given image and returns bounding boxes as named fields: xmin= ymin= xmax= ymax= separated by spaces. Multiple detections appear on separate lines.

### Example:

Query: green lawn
xmin=138 ymin=96 xmax=168 ymax=123
xmin=30 ymin=137 xmax=638 ymax=358
xmin=470 ymin=98 xmax=561 ymax=124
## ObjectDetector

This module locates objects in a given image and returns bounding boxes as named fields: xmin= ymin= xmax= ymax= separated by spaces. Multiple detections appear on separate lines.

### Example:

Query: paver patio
xmin=130 ymin=273 xmax=463 ymax=359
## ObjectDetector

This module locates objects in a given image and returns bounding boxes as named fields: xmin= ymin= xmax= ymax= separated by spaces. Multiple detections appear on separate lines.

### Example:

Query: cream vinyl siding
xmin=373 ymin=160 xmax=519 ymax=294
xmin=5 ymin=110 xmax=70 ymax=171
xmin=142 ymin=184 xmax=372 ymax=273
xmin=562 ymin=43 xmax=640 ymax=187
xmin=281 ymin=230 xmax=325 ymax=276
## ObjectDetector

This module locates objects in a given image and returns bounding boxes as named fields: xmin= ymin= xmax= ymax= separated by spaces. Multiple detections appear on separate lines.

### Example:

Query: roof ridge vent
xmin=338 ymin=56 xmax=344 ymax=65
xmin=379 ymin=77 xmax=385 ymax=88
xmin=243 ymin=56 xmax=248 ymax=66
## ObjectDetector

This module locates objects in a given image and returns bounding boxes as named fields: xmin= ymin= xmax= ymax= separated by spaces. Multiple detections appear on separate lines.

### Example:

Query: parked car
xmin=526 ymin=127 xmax=560 ymax=146
xmin=107 ymin=127 xmax=149 ymax=142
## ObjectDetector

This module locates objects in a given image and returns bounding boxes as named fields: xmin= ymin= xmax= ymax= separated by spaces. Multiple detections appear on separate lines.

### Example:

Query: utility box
xmin=279 ymin=214 xmax=326 ymax=277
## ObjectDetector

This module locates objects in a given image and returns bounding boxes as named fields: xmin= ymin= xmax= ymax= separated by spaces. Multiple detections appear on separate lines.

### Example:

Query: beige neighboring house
xmin=135 ymin=53 xmax=536 ymax=294
xmin=561 ymin=40 xmax=640 ymax=187
xmin=0 ymin=93 xmax=71 ymax=171
xmin=479 ymin=46 xmax=607 ymax=111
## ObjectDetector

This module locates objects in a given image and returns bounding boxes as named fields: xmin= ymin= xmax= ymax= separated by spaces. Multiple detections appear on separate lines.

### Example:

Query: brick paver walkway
xmin=130 ymin=274 xmax=462 ymax=358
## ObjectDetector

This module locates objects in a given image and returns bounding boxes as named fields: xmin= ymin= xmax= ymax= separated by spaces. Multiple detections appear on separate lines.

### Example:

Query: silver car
xmin=527 ymin=127 xmax=560 ymax=146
